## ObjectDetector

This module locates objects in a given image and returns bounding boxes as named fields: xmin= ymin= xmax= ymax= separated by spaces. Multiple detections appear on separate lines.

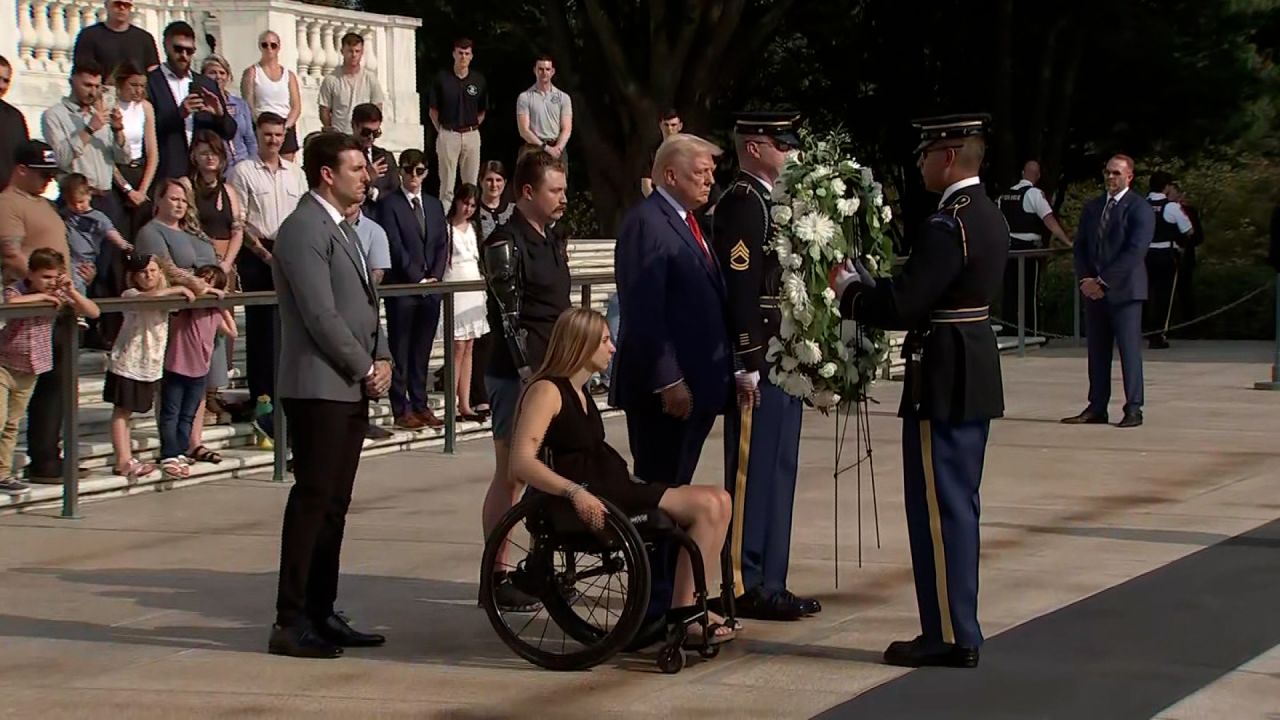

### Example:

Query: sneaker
xmin=490 ymin=573 xmax=541 ymax=612
xmin=0 ymin=477 xmax=31 ymax=493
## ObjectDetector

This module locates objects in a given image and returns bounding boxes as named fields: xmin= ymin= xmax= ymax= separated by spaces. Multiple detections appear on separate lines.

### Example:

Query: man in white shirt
xmin=996 ymin=160 xmax=1072 ymax=336
xmin=227 ymin=112 xmax=306 ymax=432
xmin=318 ymin=32 xmax=385 ymax=135
xmin=1144 ymin=170 xmax=1194 ymax=349
xmin=515 ymin=55 xmax=572 ymax=164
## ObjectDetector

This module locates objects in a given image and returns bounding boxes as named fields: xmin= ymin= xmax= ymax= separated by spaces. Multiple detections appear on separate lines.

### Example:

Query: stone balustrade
xmin=0 ymin=0 xmax=424 ymax=153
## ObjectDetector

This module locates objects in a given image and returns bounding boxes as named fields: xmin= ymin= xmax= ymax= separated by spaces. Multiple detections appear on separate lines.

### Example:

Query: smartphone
xmin=101 ymin=84 xmax=117 ymax=110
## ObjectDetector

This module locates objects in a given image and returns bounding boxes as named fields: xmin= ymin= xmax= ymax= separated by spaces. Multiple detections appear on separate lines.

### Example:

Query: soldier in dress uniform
xmin=833 ymin=114 xmax=1006 ymax=668
xmin=713 ymin=111 xmax=822 ymax=621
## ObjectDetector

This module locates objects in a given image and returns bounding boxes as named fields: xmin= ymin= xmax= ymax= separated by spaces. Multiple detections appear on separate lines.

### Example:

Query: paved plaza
xmin=1 ymin=341 xmax=1277 ymax=719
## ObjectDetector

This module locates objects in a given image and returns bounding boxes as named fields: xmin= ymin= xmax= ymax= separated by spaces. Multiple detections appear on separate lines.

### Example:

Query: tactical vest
xmin=1148 ymin=197 xmax=1181 ymax=247
xmin=997 ymin=185 xmax=1045 ymax=236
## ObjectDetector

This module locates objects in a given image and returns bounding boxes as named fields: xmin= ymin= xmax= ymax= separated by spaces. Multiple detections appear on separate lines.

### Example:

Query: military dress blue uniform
xmin=713 ymin=112 xmax=821 ymax=621
xmin=838 ymin=115 xmax=1006 ymax=667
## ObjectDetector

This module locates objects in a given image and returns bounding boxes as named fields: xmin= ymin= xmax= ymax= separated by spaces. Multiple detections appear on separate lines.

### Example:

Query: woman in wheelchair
xmin=509 ymin=308 xmax=738 ymax=645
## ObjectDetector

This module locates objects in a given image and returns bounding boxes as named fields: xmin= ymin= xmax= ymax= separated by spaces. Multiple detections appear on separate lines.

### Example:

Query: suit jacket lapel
xmin=653 ymin=194 xmax=722 ymax=290
xmin=309 ymin=195 xmax=376 ymax=301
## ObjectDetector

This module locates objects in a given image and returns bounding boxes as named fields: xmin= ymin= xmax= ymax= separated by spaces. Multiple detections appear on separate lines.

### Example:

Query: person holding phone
xmin=146 ymin=21 xmax=236 ymax=181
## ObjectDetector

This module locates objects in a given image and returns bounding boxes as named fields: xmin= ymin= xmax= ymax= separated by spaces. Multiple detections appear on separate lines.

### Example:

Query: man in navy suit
xmin=1062 ymin=154 xmax=1154 ymax=428
xmin=376 ymin=148 xmax=449 ymax=430
xmin=612 ymin=133 xmax=736 ymax=618
xmin=146 ymin=21 xmax=236 ymax=180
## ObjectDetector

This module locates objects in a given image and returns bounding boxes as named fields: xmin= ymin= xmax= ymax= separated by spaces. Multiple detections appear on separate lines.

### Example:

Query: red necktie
xmin=686 ymin=212 xmax=714 ymax=267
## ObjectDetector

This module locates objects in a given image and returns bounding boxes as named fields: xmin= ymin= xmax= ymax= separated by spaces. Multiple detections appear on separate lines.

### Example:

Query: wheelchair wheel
xmin=480 ymin=494 xmax=651 ymax=671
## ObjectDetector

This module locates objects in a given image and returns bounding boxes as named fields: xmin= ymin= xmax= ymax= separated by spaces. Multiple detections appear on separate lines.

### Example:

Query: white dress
xmin=442 ymin=222 xmax=490 ymax=340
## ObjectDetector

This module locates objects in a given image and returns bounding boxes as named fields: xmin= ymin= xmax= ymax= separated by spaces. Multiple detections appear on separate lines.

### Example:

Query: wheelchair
xmin=479 ymin=490 xmax=737 ymax=674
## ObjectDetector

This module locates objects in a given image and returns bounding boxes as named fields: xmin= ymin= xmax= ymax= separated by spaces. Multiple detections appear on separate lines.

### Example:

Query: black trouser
xmin=26 ymin=324 xmax=71 ymax=478
xmin=1001 ymin=237 xmax=1042 ymax=335
xmin=1144 ymin=247 xmax=1180 ymax=341
xmin=238 ymin=247 xmax=277 ymax=402
xmin=275 ymin=397 xmax=369 ymax=627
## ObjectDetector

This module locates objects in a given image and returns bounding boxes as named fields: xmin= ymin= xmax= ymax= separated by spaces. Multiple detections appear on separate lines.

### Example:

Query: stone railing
xmin=1 ymin=0 xmax=424 ymax=152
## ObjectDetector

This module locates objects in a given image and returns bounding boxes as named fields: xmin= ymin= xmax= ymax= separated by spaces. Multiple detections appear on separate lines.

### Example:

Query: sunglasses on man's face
xmin=260 ymin=42 xmax=279 ymax=50
xmin=171 ymin=45 xmax=197 ymax=57
xmin=401 ymin=166 xmax=428 ymax=177
xmin=359 ymin=127 xmax=382 ymax=139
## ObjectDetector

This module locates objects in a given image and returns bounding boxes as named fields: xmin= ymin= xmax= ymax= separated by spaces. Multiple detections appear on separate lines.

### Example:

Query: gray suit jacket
xmin=273 ymin=193 xmax=391 ymax=402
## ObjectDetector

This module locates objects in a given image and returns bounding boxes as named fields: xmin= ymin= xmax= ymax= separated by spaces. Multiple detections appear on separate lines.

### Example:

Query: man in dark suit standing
xmin=376 ymin=147 xmax=447 ymax=430
xmin=1062 ymin=154 xmax=1154 ymax=428
xmin=612 ymin=133 xmax=734 ymax=616
xmin=146 ymin=21 xmax=236 ymax=180
xmin=268 ymin=132 xmax=392 ymax=659
xmin=352 ymin=103 xmax=399 ymax=210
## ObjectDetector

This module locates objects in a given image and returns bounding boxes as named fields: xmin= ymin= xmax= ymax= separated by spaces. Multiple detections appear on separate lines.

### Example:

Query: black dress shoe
xmin=777 ymin=588 xmax=822 ymax=615
xmin=312 ymin=612 xmax=386 ymax=647
xmin=883 ymin=636 xmax=979 ymax=668
xmin=1060 ymin=409 xmax=1108 ymax=425
xmin=1117 ymin=410 xmax=1144 ymax=428
xmin=365 ymin=425 xmax=394 ymax=440
xmin=268 ymin=623 xmax=342 ymax=659
xmin=733 ymin=588 xmax=805 ymax=621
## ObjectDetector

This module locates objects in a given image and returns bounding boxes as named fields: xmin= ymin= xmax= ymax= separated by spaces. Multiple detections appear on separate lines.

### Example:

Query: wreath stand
xmin=830 ymin=320 xmax=882 ymax=588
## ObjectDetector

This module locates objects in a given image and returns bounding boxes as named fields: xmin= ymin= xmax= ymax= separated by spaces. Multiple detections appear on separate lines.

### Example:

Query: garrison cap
xmin=912 ymin=113 xmax=991 ymax=154
xmin=734 ymin=110 xmax=802 ymax=148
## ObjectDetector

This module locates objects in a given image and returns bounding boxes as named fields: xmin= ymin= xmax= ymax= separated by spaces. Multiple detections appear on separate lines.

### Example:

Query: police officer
xmin=996 ymin=160 xmax=1072 ymax=335
xmin=1145 ymin=171 xmax=1194 ymax=349
xmin=713 ymin=111 xmax=821 ymax=621
xmin=834 ymin=114 xmax=1006 ymax=668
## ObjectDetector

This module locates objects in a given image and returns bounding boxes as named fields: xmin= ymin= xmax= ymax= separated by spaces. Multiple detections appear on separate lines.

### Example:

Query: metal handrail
xmin=1 ymin=272 xmax=616 ymax=518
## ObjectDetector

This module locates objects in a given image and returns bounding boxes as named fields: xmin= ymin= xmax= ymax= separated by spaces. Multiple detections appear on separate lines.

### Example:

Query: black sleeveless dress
xmin=541 ymin=376 xmax=669 ymax=515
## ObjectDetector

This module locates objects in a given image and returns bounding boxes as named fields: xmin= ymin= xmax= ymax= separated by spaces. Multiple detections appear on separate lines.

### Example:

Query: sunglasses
xmin=260 ymin=41 xmax=279 ymax=49
xmin=171 ymin=45 xmax=197 ymax=56
xmin=110 ymin=1 xmax=133 ymax=8
xmin=401 ymin=166 xmax=428 ymax=177
xmin=358 ymin=127 xmax=382 ymax=138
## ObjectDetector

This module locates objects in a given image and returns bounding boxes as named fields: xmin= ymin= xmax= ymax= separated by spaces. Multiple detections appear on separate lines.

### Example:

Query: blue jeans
xmin=593 ymin=292 xmax=621 ymax=388
xmin=159 ymin=371 xmax=207 ymax=458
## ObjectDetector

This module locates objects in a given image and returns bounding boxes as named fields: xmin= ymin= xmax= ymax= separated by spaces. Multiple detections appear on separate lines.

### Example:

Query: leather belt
xmin=445 ymin=124 xmax=479 ymax=133
xmin=930 ymin=306 xmax=990 ymax=324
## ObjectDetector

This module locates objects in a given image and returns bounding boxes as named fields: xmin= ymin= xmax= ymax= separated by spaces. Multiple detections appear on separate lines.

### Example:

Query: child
xmin=105 ymin=253 xmax=200 ymax=481
xmin=59 ymin=173 xmax=132 ymax=296
xmin=158 ymin=265 xmax=236 ymax=477
xmin=0 ymin=249 xmax=100 ymax=492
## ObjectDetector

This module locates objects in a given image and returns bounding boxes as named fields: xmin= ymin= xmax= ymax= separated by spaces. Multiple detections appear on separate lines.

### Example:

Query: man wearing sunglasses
xmin=351 ymin=103 xmax=399 ymax=210
xmin=72 ymin=0 xmax=160 ymax=81
xmin=713 ymin=111 xmax=820 ymax=622
xmin=146 ymin=21 xmax=236 ymax=180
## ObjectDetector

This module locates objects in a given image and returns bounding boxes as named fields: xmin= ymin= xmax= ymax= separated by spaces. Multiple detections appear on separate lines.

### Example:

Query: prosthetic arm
xmin=481 ymin=237 xmax=532 ymax=379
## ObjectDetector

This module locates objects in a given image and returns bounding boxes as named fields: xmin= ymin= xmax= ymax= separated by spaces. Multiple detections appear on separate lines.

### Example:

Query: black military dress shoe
xmin=1060 ymin=409 xmax=1108 ymax=425
xmin=268 ymin=623 xmax=342 ymax=659
xmin=1117 ymin=410 xmax=1144 ymax=428
xmin=883 ymin=636 xmax=979 ymax=668
xmin=312 ymin=612 xmax=386 ymax=647
xmin=777 ymin=588 xmax=822 ymax=615
xmin=733 ymin=588 xmax=805 ymax=621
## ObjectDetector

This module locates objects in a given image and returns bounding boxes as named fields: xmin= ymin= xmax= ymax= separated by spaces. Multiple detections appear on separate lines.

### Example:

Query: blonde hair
xmin=201 ymin=53 xmax=232 ymax=80
xmin=651 ymin=133 xmax=722 ymax=184
xmin=531 ymin=308 xmax=608 ymax=383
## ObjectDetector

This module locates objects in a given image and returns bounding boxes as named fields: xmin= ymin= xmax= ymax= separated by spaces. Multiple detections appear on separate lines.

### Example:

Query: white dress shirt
xmin=160 ymin=62 xmax=194 ymax=144
xmin=939 ymin=176 xmax=983 ymax=207
xmin=309 ymin=191 xmax=373 ymax=377
xmin=1146 ymin=192 xmax=1193 ymax=248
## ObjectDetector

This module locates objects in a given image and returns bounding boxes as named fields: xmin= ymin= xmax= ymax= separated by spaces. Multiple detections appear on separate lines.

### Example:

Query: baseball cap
xmin=14 ymin=140 xmax=59 ymax=171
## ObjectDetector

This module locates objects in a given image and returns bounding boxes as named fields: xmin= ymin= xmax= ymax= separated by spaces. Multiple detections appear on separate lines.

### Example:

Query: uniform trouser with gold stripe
xmin=901 ymin=415 xmax=989 ymax=648
xmin=722 ymin=379 xmax=804 ymax=597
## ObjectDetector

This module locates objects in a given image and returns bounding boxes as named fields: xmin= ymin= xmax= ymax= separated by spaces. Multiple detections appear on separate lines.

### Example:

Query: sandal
xmin=114 ymin=457 xmax=156 ymax=480
xmin=188 ymin=445 xmax=223 ymax=464
xmin=669 ymin=606 xmax=736 ymax=647
xmin=161 ymin=458 xmax=190 ymax=479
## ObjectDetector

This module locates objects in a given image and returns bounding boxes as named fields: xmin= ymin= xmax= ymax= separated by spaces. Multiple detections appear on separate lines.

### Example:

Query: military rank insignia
xmin=729 ymin=240 xmax=751 ymax=270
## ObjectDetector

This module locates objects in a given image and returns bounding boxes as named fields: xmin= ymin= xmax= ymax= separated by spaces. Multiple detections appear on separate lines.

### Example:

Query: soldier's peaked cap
xmin=734 ymin=110 xmax=802 ymax=147
xmin=912 ymin=113 xmax=991 ymax=154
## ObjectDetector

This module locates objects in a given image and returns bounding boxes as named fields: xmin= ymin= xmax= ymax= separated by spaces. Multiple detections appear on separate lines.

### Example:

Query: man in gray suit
xmin=268 ymin=132 xmax=393 ymax=659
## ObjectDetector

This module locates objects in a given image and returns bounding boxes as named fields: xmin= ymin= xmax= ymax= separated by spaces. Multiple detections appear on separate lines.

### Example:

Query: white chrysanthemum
xmin=792 ymin=199 xmax=812 ymax=217
xmin=880 ymin=205 xmax=893 ymax=223
xmin=872 ymin=191 xmax=884 ymax=208
xmin=793 ymin=302 xmax=815 ymax=326
xmin=836 ymin=197 xmax=860 ymax=218
xmin=794 ymin=213 xmax=837 ymax=248
xmin=822 ymin=287 xmax=837 ymax=305
xmin=779 ymin=311 xmax=796 ymax=339
xmin=778 ymin=371 xmax=814 ymax=399
xmin=813 ymin=390 xmax=841 ymax=409
xmin=860 ymin=167 xmax=874 ymax=185
xmin=795 ymin=339 xmax=822 ymax=365
xmin=786 ymin=253 xmax=804 ymax=270
xmin=766 ymin=336 xmax=784 ymax=362
xmin=839 ymin=160 xmax=857 ymax=173
xmin=830 ymin=178 xmax=847 ymax=197
xmin=780 ymin=354 xmax=799 ymax=372
xmin=771 ymin=204 xmax=793 ymax=226
xmin=773 ymin=238 xmax=795 ymax=268
xmin=818 ymin=362 xmax=837 ymax=378
xmin=781 ymin=271 xmax=807 ymax=308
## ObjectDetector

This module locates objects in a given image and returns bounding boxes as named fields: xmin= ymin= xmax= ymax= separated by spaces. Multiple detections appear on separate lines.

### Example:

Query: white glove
xmin=734 ymin=370 xmax=759 ymax=391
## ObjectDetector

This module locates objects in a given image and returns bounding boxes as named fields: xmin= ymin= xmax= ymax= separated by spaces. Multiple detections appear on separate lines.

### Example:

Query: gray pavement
xmin=1 ymin=341 xmax=1278 ymax=719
